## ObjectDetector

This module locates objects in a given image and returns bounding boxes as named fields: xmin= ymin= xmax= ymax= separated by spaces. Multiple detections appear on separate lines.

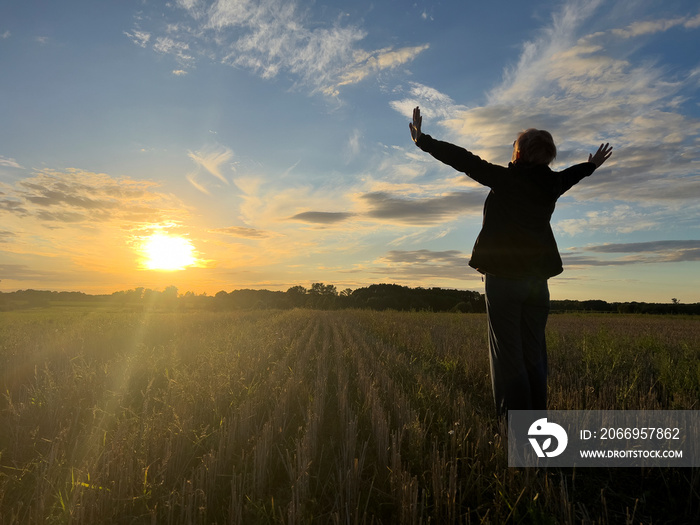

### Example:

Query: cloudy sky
xmin=1 ymin=0 xmax=699 ymax=301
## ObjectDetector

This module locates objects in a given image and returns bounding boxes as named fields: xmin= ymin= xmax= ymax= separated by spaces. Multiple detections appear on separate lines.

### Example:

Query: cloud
xmin=0 ymin=230 xmax=15 ymax=242
xmin=380 ymin=249 xmax=468 ymax=265
xmin=390 ymin=82 xmax=467 ymax=126
xmin=554 ymin=205 xmax=659 ymax=236
xmin=687 ymin=13 xmax=700 ymax=29
xmin=562 ymin=240 xmax=700 ymax=267
xmin=587 ymin=240 xmax=700 ymax=263
xmin=0 ymin=156 xmax=23 ymax=169
xmin=344 ymin=129 xmax=361 ymax=162
xmin=360 ymin=191 xmax=483 ymax=225
xmin=186 ymin=173 xmax=211 ymax=195
xmin=35 ymin=210 xmax=87 ymax=223
xmin=371 ymin=249 xmax=474 ymax=282
xmin=337 ymin=45 xmax=430 ymax=87
xmin=1 ymin=31 xmax=10 ymax=39
xmin=279 ymin=187 xmax=483 ymax=228
xmin=154 ymin=36 xmax=195 ymax=66
xmin=587 ymin=240 xmax=700 ymax=253
xmin=129 ymin=0 xmax=428 ymax=95
xmin=0 ymin=197 xmax=28 ymax=215
xmin=0 ymin=263 xmax=59 ymax=280
xmin=210 ymin=226 xmax=272 ymax=238
xmin=560 ymin=253 xmax=638 ymax=267
xmin=188 ymin=145 xmax=234 ymax=186
xmin=0 ymin=169 xmax=190 ymax=225
xmin=392 ymin=1 xmax=700 ymax=204
xmin=124 ymin=29 xmax=151 ymax=47
xmin=288 ymin=211 xmax=355 ymax=224
xmin=612 ymin=11 xmax=700 ymax=38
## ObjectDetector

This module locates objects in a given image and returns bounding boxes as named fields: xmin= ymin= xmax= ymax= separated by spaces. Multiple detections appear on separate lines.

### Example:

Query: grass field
xmin=1 ymin=308 xmax=699 ymax=523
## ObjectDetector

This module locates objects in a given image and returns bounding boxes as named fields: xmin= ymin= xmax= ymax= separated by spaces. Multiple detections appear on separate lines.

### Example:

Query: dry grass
xmin=1 ymin=308 xmax=699 ymax=523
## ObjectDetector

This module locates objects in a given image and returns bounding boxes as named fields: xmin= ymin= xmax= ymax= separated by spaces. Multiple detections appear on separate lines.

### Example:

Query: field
xmin=1 ymin=308 xmax=699 ymax=524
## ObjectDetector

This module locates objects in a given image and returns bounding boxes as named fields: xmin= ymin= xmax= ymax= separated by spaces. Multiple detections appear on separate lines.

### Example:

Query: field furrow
xmin=1 ymin=309 xmax=698 ymax=523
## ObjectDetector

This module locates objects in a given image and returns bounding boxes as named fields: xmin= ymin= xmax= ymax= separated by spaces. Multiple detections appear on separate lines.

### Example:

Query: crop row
xmin=1 ymin=309 xmax=699 ymax=523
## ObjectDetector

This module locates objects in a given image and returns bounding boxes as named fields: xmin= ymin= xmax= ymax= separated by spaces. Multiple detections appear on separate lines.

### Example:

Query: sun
xmin=141 ymin=233 xmax=196 ymax=271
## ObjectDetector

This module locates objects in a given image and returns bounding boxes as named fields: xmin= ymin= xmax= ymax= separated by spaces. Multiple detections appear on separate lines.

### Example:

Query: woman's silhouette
xmin=410 ymin=106 xmax=612 ymax=416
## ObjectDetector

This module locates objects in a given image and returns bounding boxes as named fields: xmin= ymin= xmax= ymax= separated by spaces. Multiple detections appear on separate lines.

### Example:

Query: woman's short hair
xmin=515 ymin=129 xmax=557 ymax=165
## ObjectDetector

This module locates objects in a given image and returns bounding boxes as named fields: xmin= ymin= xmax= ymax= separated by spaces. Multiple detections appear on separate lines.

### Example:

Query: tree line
xmin=0 ymin=284 xmax=482 ymax=312
xmin=1 ymin=285 xmax=698 ymax=314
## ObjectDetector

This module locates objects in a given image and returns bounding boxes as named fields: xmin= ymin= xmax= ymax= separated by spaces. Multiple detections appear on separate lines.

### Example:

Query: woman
xmin=409 ymin=106 xmax=612 ymax=416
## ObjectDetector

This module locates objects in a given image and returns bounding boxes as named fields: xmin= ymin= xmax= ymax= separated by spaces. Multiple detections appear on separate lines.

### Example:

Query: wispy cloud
xmin=337 ymin=45 xmax=430 ymax=88
xmin=128 ymin=0 xmax=428 ymax=96
xmin=153 ymin=36 xmax=194 ymax=65
xmin=279 ymin=185 xmax=483 ymax=228
xmin=562 ymin=240 xmax=700 ymax=267
xmin=587 ymin=240 xmax=700 ymax=253
xmin=187 ymin=145 xmax=234 ymax=193
xmin=392 ymin=1 xmax=700 ymax=206
xmin=186 ymin=173 xmax=211 ymax=195
xmin=0 ymin=230 xmax=15 ymax=242
xmin=554 ymin=205 xmax=660 ymax=236
xmin=0 ymin=156 xmax=23 ymax=169
xmin=390 ymin=82 xmax=466 ymax=125
xmin=288 ymin=211 xmax=356 ymax=224
xmin=587 ymin=240 xmax=700 ymax=263
xmin=360 ymin=191 xmax=483 ymax=226
xmin=1 ymin=169 xmax=189 ymax=225
xmin=344 ymin=129 xmax=362 ymax=163
xmin=124 ymin=29 xmax=150 ymax=47
xmin=0 ymin=263 xmax=60 ymax=281
xmin=612 ymin=12 xmax=700 ymax=38
xmin=371 ymin=249 xmax=474 ymax=282
xmin=560 ymin=253 xmax=638 ymax=267
xmin=210 ymin=226 xmax=273 ymax=238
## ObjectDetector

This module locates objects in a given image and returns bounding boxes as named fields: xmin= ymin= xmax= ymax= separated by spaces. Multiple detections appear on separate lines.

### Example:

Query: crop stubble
xmin=1 ymin=309 xmax=698 ymax=523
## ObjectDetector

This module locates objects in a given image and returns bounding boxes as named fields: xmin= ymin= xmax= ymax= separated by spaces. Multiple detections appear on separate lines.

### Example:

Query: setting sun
xmin=141 ymin=233 xmax=196 ymax=271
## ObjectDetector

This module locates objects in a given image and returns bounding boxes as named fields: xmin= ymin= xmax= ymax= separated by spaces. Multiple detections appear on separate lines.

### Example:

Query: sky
xmin=1 ymin=0 xmax=699 ymax=302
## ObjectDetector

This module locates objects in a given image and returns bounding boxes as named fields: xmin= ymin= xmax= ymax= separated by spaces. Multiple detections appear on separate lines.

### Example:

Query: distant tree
xmin=286 ymin=286 xmax=307 ymax=308
xmin=162 ymin=285 xmax=178 ymax=301
xmin=142 ymin=289 xmax=158 ymax=305
xmin=309 ymin=283 xmax=337 ymax=296
xmin=308 ymin=283 xmax=338 ymax=309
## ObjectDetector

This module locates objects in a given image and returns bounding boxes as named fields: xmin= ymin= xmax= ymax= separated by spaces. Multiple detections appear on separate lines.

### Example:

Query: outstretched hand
xmin=409 ymin=106 xmax=422 ymax=143
xmin=588 ymin=143 xmax=613 ymax=168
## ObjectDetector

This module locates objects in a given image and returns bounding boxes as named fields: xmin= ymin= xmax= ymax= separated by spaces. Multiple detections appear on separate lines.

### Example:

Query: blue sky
xmin=1 ymin=0 xmax=699 ymax=302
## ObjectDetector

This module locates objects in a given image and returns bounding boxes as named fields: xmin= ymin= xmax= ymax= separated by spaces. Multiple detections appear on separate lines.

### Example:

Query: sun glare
xmin=141 ymin=233 xmax=196 ymax=271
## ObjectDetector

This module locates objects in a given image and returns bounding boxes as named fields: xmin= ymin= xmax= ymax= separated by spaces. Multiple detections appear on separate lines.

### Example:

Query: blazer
xmin=416 ymin=134 xmax=597 ymax=278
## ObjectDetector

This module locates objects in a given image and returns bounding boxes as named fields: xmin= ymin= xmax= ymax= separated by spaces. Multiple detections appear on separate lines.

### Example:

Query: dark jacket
xmin=416 ymin=134 xmax=597 ymax=279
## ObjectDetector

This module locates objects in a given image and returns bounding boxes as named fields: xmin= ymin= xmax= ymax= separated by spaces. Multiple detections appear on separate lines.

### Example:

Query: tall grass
xmin=1 ymin=309 xmax=698 ymax=523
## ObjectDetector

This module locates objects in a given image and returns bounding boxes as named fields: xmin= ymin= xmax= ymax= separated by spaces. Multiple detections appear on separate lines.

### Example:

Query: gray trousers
xmin=485 ymin=273 xmax=550 ymax=417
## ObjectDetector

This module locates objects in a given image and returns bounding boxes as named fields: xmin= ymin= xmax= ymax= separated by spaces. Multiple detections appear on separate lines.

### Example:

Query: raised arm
xmin=588 ymin=143 xmax=613 ymax=168
xmin=409 ymin=106 xmax=422 ymax=143
xmin=407 ymin=106 xmax=506 ymax=186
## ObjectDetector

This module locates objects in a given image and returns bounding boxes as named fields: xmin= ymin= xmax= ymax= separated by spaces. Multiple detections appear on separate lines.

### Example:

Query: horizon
xmin=2 ymin=0 xmax=699 ymax=303
xmin=2 ymin=283 xmax=696 ymax=305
